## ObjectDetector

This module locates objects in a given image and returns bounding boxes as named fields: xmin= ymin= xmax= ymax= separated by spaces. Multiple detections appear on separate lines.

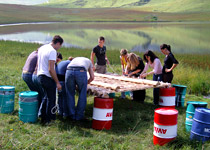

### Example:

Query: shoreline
xmin=1 ymin=20 xmax=210 ymax=27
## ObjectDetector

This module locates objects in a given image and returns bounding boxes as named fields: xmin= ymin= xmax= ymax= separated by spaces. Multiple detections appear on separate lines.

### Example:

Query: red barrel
xmin=159 ymin=87 xmax=176 ymax=108
xmin=92 ymin=97 xmax=113 ymax=130
xmin=153 ymin=108 xmax=178 ymax=146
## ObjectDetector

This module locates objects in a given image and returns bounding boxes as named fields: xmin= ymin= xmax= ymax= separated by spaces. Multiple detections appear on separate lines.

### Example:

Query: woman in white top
xmin=140 ymin=50 xmax=163 ymax=105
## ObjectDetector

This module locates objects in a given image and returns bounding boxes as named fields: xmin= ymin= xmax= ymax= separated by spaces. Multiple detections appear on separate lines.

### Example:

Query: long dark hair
xmin=160 ymin=44 xmax=171 ymax=52
xmin=143 ymin=50 xmax=158 ymax=63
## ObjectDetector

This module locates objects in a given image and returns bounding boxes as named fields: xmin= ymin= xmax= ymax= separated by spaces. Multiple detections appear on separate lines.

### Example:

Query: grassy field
xmin=0 ymin=41 xmax=210 ymax=149
xmin=0 ymin=4 xmax=210 ymax=25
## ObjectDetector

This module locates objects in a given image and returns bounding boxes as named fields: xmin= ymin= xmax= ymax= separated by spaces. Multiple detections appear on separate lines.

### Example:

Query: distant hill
xmin=43 ymin=0 xmax=150 ymax=8
xmin=43 ymin=0 xmax=210 ymax=12
xmin=0 ymin=0 xmax=48 ymax=5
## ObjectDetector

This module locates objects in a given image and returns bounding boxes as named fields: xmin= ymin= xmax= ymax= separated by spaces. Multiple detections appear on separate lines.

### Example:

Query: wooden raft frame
xmin=87 ymin=73 xmax=171 ymax=98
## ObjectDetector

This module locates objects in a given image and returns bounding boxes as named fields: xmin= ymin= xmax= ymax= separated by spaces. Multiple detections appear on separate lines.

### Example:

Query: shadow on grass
xmin=55 ymin=94 xmax=187 ymax=136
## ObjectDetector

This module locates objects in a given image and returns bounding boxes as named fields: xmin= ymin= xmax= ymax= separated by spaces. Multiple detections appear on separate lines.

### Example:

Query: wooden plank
xmin=90 ymin=81 xmax=120 ymax=90
xmin=94 ymin=73 xmax=162 ymax=86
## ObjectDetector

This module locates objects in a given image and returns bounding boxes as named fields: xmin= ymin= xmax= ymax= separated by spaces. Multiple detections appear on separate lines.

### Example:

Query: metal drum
xmin=0 ymin=85 xmax=15 ymax=113
xmin=92 ymin=97 xmax=113 ymax=130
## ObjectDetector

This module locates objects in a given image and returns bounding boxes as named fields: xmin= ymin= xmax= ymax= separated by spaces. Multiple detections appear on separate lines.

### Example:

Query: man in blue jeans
xmin=37 ymin=35 xmax=63 ymax=125
xmin=65 ymin=57 xmax=94 ymax=121
xmin=56 ymin=57 xmax=73 ymax=117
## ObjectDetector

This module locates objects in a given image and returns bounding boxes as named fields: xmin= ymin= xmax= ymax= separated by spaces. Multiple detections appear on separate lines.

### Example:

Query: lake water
xmin=0 ymin=22 xmax=209 ymax=54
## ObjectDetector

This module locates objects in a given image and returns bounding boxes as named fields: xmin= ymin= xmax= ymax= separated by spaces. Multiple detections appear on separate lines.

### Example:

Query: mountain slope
xmin=140 ymin=0 xmax=210 ymax=12
xmin=43 ymin=0 xmax=149 ymax=8
xmin=43 ymin=0 xmax=210 ymax=12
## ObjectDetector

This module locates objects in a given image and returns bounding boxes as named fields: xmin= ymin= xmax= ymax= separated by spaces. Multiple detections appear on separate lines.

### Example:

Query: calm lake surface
xmin=0 ymin=22 xmax=209 ymax=54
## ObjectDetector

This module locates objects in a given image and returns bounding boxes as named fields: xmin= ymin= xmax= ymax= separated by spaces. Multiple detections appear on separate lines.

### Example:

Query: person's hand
xmin=106 ymin=58 xmax=110 ymax=65
xmin=92 ymin=66 xmax=95 ymax=71
xmin=165 ymin=68 xmax=171 ymax=73
xmin=140 ymin=73 xmax=147 ymax=78
xmin=57 ymin=83 xmax=62 ymax=91
xmin=128 ymin=73 xmax=132 ymax=77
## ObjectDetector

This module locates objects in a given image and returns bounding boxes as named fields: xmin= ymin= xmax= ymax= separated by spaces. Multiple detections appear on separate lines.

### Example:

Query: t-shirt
xmin=131 ymin=57 xmax=145 ymax=77
xmin=22 ymin=51 xmax=38 ymax=73
xmin=56 ymin=60 xmax=71 ymax=81
xmin=163 ymin=53 xmax=179 ymax=74
xmin=67 ymin=57 xmax=92 ymax=71
xmin=143 ymin=58 xmax=162 ymax=75
xmin=37 ymin=44 xmax=57 ymax=78
xmin=93 ymin=45 xmax=106 ymax=65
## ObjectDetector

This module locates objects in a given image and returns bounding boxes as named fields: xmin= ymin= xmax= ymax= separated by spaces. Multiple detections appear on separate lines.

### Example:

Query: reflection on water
xmin=0 ymin=22 xmax=209 ymax=54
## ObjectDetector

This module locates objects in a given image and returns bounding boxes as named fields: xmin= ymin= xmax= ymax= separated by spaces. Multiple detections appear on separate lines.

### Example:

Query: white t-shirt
xmin=37 ymin=44 xmax=56 ymax=77
xmin=67 ymin=57 xmax=92 ymax=71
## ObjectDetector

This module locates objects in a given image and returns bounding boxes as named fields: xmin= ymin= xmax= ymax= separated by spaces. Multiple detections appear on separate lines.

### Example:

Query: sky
xmin=0 ymin=0 xmax=48 ymax=5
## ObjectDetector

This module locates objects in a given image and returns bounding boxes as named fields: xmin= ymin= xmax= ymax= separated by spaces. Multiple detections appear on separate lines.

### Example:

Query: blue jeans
xmin=32 ymin=74 xmax=44 ymax=108
xmin=65 ymin=67 xmax=87 ymax=120
xmin=58 ymin=81 xmax=68 ymax=117
xmin=153 ymin=74 xmax=163 ymax=105
xmin=22 ymin=73 xmax=37 ymax=91
xmin=38 ymin=75 xmax=56 ymax=122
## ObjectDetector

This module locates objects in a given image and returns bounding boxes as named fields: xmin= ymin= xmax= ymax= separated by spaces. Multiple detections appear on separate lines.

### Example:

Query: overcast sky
xmin=0 ymin=0 xmax=48 ymax=5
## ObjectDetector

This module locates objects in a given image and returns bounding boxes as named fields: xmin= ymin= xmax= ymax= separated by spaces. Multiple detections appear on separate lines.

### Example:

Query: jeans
xmin=32 ymin=74 xmax=44 ymax=108
xmin=22 ymin=73 xmax=37 ymax=91
xmin=58 ymin=81 xmax=68 ymax=117
xmin=153 ymin=74 xmax=163 ymax=105
xmin=38 ymin=75 xmax=56 ymax=122
xmin=65 ymin=67 xmax=87 ymax=120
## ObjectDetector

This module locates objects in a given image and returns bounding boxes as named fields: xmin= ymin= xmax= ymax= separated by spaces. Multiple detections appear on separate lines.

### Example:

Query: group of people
xmin=22 ymin=34 xmax=178 ymax=125
xmin=120 ymin=44 xmax=179 ymax=104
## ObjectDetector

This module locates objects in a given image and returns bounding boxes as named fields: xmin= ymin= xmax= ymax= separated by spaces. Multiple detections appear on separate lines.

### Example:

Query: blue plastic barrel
xmin=185 ymin=101 xmax=208 ymax=132
xmin=19 ymin=91 xmax=38 ymax=123
xmin=109 ymin=93 xmax=115 ymax=98
xmin=190 ymin=108 xmax=210 ymax=142
xmin=172 ymin=84 xmax=187 ymax=107
xmin=0 ymin=85 xmax=15 ymax=113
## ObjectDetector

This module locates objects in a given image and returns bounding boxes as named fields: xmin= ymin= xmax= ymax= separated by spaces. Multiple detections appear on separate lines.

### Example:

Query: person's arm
xmin=90 ymin=52 xmax=95 ymax=71
xmin=165 ymin=64 xmax=178 ymax=73
xmin=120 ymin=57 xmax=125 ymax=75
xmin=128 ymin=69 xmax=141 ymax=77
xmin=105 ymin=54 xmax=110 ymax=65
xmin=88 ymin=67 xmax=94 ymax=84
xmin=140 ymin=63 xmax=149 ymax=78
xmin=49 ymin=60 xmax=62 ymax=91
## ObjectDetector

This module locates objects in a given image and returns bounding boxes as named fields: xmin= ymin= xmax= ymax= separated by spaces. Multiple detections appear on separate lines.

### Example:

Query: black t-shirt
xmin=130 ymin=57 xmax=145 ymax=77
xmin=163 ymin=53 xmax=179 ymax=74
xmin=93 ymin=45 xmax=106 ymax=65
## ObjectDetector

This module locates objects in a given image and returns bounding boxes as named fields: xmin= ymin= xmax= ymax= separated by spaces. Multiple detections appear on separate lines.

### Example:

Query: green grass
xmin=0 ymin=41 xmax=210 ymax=149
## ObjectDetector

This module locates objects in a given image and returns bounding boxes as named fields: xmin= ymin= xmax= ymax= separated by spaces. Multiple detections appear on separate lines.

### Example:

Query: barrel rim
xmin=0 ymin=85 xmax=15 ymax=91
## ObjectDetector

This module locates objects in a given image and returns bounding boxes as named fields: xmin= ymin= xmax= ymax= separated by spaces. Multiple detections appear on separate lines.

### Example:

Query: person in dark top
xmin=125 ymin=53 xmax=145 ymax=102
xmin=56 ymin=57 xmax=73 ymax=117
xmin=91 ymin=36 xmax=110 ymax=74
xmin=160 ymin=44 xmax=179 ymax=83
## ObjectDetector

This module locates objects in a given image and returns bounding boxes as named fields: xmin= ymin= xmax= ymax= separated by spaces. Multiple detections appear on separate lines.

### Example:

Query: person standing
xmin=125 ymin=53 xmax=145 ymax=102
xmin=65 ymin=57 xmax=94 ymax=121
xmin=160 ymin=44 xmax=179 ymax=83
xmin=37 ymin=35 xmax=63 ymax=124
xmin=140 ymin=50 xmax=163 ymax=105
xmin=56 ymin=57 xmax=73 ymax=118
xmin=120 ymin=49 xmax=129 ymax=99
xmin=22 ymin=49 xmax=38 ymax=91
xmin=91 ymin=36 xmax=110 ymax=74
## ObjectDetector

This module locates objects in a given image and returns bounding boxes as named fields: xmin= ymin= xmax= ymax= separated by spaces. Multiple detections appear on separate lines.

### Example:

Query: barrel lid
xmin=19 ymin=91 xmax=38 ymax=98
xmin=196 ymin=107 xmax=210 ymax=114
xmin=187 ymin=101 xmax=208 ymax=105
xmin=172 ymin=84 xmax=187 ymax=88
xmin=0 ymin=85 xmax=15 ymax=91
xmin=155 ymin=108 xmax=178 ymax=115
